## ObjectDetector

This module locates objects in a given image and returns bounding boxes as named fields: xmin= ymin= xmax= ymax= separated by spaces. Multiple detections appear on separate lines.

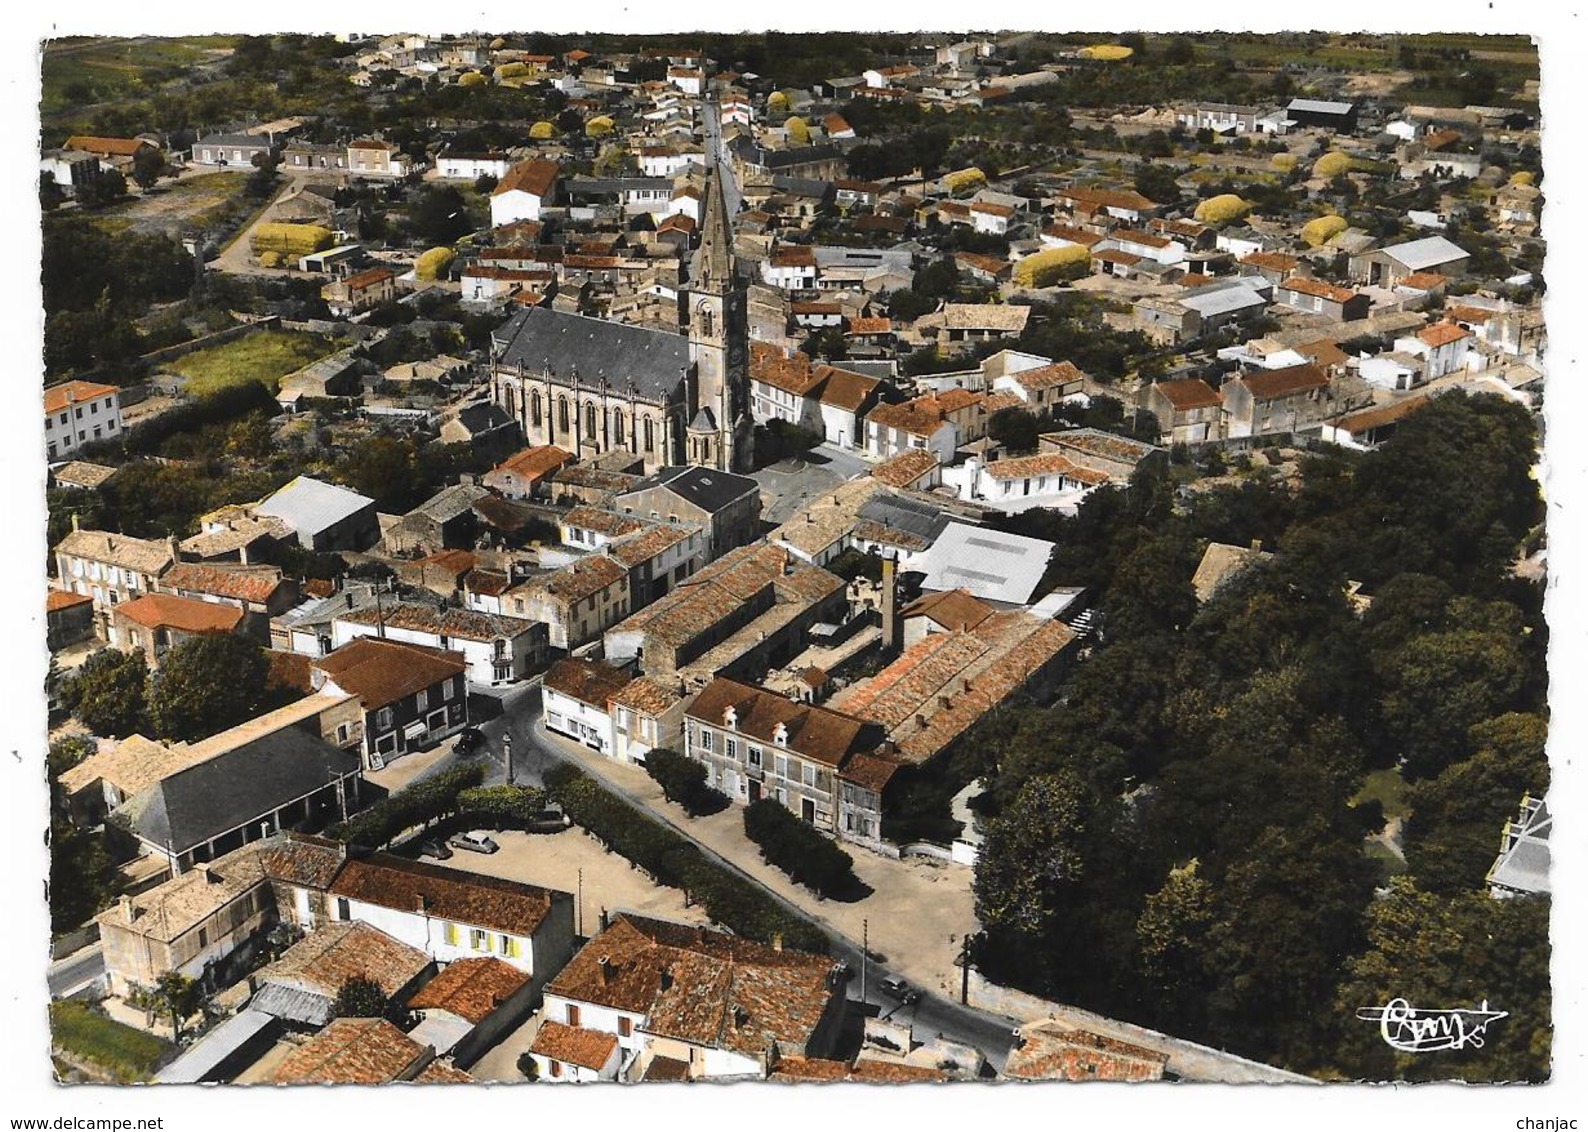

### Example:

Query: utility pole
xmin=577 ymin=867 xmax=584 ymax=938
xmin=503 ymin=731 xmax=515 ymax=785
xmin=861 ymin=918 xmax=868 ymax=1004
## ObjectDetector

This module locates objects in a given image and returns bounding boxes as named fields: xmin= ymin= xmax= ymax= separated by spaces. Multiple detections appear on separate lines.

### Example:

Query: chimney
xmin=598 ymin=955 xmax=612 ymax=983
xmin=915 ymin=713 xmax=927 ymax=728
xmin=194 ymin=861 xmax=218 ymax=884
xmin=771 ymin=933 xmax=783 ymax=952
xmin=71 ymin=512 xmax=81 ymax=532
xmin=346 ymin=592 xmax=354 ymax=609
xmin=880 ymin=554 xmax=902 ymax=658
xmin=1250 ymin=538 xmax=1263 ymax=553
xmin=660 ymin=967 xmax=674 ymax=991
xmin=938 ymin=696 xmax=952 ymax=710
xmin=415 ymin=893 xmax=428 ymax=914
xmin=168 ymin=535 xmax=179 ymax=563
xmin=600 ymin=907 xmax=610 ymax=932
xmin=239 ymin=542 xmax=250 ymax=567
xmin=337 ymin=841 xmax=349 ymax=862
xmin=119 ymin=895 xmax=137 ymax=924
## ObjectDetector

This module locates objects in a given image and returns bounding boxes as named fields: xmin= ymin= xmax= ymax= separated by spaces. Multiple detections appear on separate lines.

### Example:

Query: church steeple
xmin=693 ymin=157 xmax=735 ymax=293
xmin=685 ymin=137 xmax=753 ymax=473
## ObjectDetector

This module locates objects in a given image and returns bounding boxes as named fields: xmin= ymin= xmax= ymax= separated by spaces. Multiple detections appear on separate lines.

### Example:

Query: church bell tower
xmin=686 ymin=154 xmax=754 ymax=473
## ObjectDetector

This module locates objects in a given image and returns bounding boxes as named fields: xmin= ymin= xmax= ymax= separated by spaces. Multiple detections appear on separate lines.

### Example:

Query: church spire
xmin=694 ymin=154 xmax=735 ymax=294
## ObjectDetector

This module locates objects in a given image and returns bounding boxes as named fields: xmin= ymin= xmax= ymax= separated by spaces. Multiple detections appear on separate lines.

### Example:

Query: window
xmin=643 ymin=417 xmax=654 ymax=453
xmin=90 ymin=401 xmax=98 ymax=415
xmin=337 ymin=723 xmax=351 ymax=743
xmin=559 ymin=397 xmax=570 ymax=433
xmin=471 ymin=928 xmax=490 ymax=951
xmin=748 ymin=746 xmax=762 ymax=768
xmin=198 ymin=927 xmax=208 ymax=948
xmin=613 ymin=412 xmax=624 ymax=444
xmin=586 ymin=403 xmax=597 ymax=439
xmin=499 ymin=934 xmax=512 ymax=956
xmin=531 ymin=394 xmax=542 ymax=427
xmin=75 ymin=407 xmax=83 ymax=419
xmin=567 ymin=1004 xmax=581 ymax=1026
xmin=375 ymin=707 xmax=393 ymax=731
xmin=725 ymin=737 xmax=738 ymax=761
xmin=802 ymin=763 xmax=817 ymax=787
xmin=442 ymin=679 xmax=454 ymax=702
xmin=699 ymin=728 xmax=714 ymax=752
xmin=335 ymin=898 xmax=350 ymax=921
xmin=774 ymin=754 xmax=788 ymax=779
xmin=549 ymin=1060 xmax=563 ymax=1078
xmin=618 ymin=1016 xmax=633 ymax=1037
xmin=416 ymin=688 xmax=429 ymax=713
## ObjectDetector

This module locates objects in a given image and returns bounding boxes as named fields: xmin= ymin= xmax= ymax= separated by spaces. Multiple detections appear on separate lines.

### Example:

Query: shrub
xmin=1510 ymin=170 xmax=1535 ymax=186
xmin=785 ymin=116 xmax=810 ymax=145
xmin=258 ymin=251 xmax=286 ymax=268
xmin=743 ymin=799 xmax=858 ymax=898
xmin=645 ymin=749 xmax=728 ymax=816
xmin=544 ymin=766 xmax=825 ymax=951
xmin=415 ymin=247 xmax=456 ymax=281
xmin=767 ymin=91 xmax=789 ymax=113
xmin=1271 ymin=153 xmax=1298 ymax=172
xmin=457 ymin=784 xmax=550 ymax=828
xmin=495 ymin=62 xmax=528 ymax=80
xmin=251 ymin=223 xmax=333 ymax=258
xmin=459 ymin=71 xmax=488 ymax=87
xmin=1193 ymin=193 xmax=1251 ymax=225
xmin=585 ymin=116 xmax=615 ymax=138
xmin=1301 ymin=214 xmax=1350 ymax=247
xmin=1013 ymin=246 xmax=1091 ymax=288
xmin=329 ymin=763 xmax=486 ymax=848
xmin=49 ymin=1001 xmax=172 ymax=1083
xmin=529 ymin=121 xmax=556 ymax=140
xmin=1079 ymin=44 xmax=1134 ymax=60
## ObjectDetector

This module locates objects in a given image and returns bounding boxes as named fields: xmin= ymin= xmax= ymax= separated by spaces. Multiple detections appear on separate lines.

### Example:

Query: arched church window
xmin=503 ymin=385 xmax=516 ymax=420
xmin=586 ymin=403 xmax=597 ymax=440
xmin=643 ymin=417 xmax=654 ymax=453
xmin=530 ymin=394 xmax=541 ymax=428
xmin=558 ymin=397 xmax=569 ymax=434
xmin=613 ymin=411 xmax=625 ymax=445
xmin=696 ymin=301 xmax=714 ymax=338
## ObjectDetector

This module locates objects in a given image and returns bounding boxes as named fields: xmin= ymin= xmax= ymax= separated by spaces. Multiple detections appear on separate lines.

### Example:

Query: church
xmin=488 ymin=159 xmax=755 ymax=474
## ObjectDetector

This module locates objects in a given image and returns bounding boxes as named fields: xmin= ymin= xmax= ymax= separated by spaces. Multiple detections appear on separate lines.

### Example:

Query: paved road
xmin=48 ymin=944 xmax=105 ymax=1000
xmin=517 ymin=711 xmax=1015 ymax=1072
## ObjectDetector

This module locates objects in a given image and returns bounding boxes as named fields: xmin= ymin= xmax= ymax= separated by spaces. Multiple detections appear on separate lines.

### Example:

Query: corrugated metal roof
xmin=254 ymin=476 xmax=376 ymax=538
xmin=910 ymin=522 xmax=1054 ymax=606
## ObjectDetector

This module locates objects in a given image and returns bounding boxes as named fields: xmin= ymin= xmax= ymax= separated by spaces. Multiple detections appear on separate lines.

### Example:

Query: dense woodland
xmin=965 ymin=392 xmax=1549 ymax=1080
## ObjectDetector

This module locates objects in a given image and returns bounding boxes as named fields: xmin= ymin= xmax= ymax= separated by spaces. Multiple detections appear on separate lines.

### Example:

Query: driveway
xmin=752 ymin=443 xmax=871 ymax=526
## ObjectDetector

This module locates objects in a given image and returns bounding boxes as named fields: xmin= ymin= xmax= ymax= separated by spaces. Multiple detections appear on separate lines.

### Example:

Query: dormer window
xmin=773 ymin=722 xmax=788 ymax=747
xmin=723 ymin=705 xmax=737 ymax=730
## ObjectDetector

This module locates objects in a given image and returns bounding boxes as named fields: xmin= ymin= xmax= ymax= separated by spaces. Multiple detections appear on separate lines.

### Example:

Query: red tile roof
xmin=45 ymin=380 xmax=119 ymax=416
xmin=162 ymin=562 xmax=285 ymax=605
xmin=531 ymin=1021 xmax=620 ymax=1071
xmin=1237 ymin=362 xmax=1330 ymax=400
xmin=267 ymin=1018 xmax=426 ymax=1084
xmin=1279 ymin=275 xmax=1361 ymax=304
xmin=314 ymin=637 xmax=466 ymax=710
xmin=688 ymin=678 xmax=875 ymax=768
xmin=47 ymin=589 xmax=93 ymax=613
xmin=493 ymin=445 xmax=574 ymax=481
xmin=115 ymin=593 xmax=243 ymax=634
xmin=1418 ymin=321 xmax=1471 ymax=347
xmin=407 ymin=956 xmax=530 ymax=1023
xmin=494 ymin=158 xmax=560 ymax=199
xmin=1153 ymin=377 xmax=1222 ymax=411
xmin=329 ymin=854 xmax=563 ymax=938
xmin=544 ymin=657 xmax=633 ymax=706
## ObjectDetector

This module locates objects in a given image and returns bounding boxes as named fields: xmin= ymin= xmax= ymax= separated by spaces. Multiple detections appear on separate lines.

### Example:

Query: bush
xmin=529 ymin=121 xmax=556 ymax=140
xmin=494 ymin=62 xmax=528 ymax=80
xmin=415 ymin=246 xmax=456 ymax=281
xmin=250 ymin=223 xmax=333 ymax=258
xmin=1013 ymin=246 xmax=1090 ymax=288
xmin=329 ymin=763 xmax=486 ymax=848
xmin=1079 ymin=44 xmax=1134 ymax=60
xmin=49 ymin=1001 xmax=172 ymax=1083
xmin=585 ymin=116 xmax=615 ymax=138
xmin=457 ymin=784 xmax=550 ymax=829
xmin=258 ymin=251 xmax=286 ymax=268
xmin=785 ymin=116 xmax=810 ymax=145
xmin=544 ymin=766 xmax=826 ymax=951
xmin=645 ymin=749 xmax=728 ymax=816
xmin=743 ymin=799 xmax=858 ymax=898
xmin=459 ymin=71 xmax=488 ymax=87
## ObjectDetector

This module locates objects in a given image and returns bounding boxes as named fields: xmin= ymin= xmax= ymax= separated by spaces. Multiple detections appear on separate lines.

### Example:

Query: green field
xmin=41 ymin=36 xmax=238 ymax=118
xmin=49 ymin=1001 xmax=173 ymax=1083
xmin=168 ymin=329 xmax=337 ymax=396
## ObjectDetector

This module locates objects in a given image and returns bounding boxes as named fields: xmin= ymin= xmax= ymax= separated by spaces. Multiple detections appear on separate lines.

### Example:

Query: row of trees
xmin=968 ymin=393 xmax=1549 ymax=1079
xmin=544 ymin=764 xmax=827 ymax=951
xmin=743 ymin=799 xmax=860 ymax=899
xmin=58 ymin=636 xmax=288 ymax=744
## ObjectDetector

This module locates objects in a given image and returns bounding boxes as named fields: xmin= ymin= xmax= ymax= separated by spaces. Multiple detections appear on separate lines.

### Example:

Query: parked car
xmin=448 ymin=830 xmax=500 ymax=854
xmin=878 ymin=976 xmax=922 ymax=1005
xmin=525 ymin=805 xmax=571 ymax=834
xmin=453 ymin=728 xmax=487 ymax=757
xmin=418 ymin=838 xmax=453 ymax=861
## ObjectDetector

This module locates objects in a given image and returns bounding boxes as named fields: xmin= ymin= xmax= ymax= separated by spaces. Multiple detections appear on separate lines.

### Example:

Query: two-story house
xmin=535 ymin=913 xmax=846 ymax=1082
xmin=53 ymin=522 xmax=176 ymax=640
xmin=158 ymin=562 xmax=300 ymax=642
xmin=321 ymin=266 xmax=399 ymax=317
xmin=313 ymin=637 xmax=469 ymax=770
xmin=542 ymin=658 xmax=634 ymax=756
xmin=502 ymin=555 xmax=630 ymax=652
xmin=331 ymin=603 xmax=547 ymax=686
xmin=111 ymin=593 xmax=248 ymax=666
xmin=612 ymin=466 xmax=763 ymax=563
xmin=683 ymin=678 xmax=898 ymax=848
xmin=45 ymin=380 xmax=122 ymax=460
xmin=1221 ymin=363 xmax=1333 ymax=439
xmin=1145 ymin=377 xmax=1225 ymax=445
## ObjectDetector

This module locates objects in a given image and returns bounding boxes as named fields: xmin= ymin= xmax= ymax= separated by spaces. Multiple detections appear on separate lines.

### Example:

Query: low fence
xmin=139 ymin=316 xmax=281 ymax=369
xmin=964 ymin=969 xmax=1314 ymax=1083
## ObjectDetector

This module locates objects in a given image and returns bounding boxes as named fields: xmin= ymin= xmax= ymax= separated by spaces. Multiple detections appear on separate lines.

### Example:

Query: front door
xmin=801 ymin=797 xmax=816 ymax=823
xmin=748 ymin=780 xmax=762 ymax=803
